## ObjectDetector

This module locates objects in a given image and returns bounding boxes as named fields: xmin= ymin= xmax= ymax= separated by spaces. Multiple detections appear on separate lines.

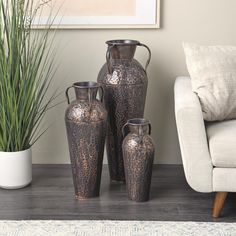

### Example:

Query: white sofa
xmin=175 ymin=76 xmax=236 ymax=217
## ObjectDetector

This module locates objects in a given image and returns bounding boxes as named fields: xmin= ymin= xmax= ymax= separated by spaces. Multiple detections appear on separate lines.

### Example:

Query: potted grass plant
xmin=0 ymin=0 xmax=57 ymax=189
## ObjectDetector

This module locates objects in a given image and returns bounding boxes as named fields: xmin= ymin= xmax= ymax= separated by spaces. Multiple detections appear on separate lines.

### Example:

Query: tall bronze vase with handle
xmin=122 ymin=118 xmax=155 ymax=202
xmin=98 ymin=40 xmax=151 ymax=182
xmin=65 ymin=82 xmax=107 ymax=199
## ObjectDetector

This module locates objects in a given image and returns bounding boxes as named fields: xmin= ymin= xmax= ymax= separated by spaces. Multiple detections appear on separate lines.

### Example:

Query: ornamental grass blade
xmin=0 ymin=0 xmax=58 ymax=152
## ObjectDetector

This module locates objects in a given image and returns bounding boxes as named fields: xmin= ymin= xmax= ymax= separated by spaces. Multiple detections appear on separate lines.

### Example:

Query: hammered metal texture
xmin=122 ymin=120 xmax=155 ymax=202
xmin=65 ymin=84 xmax=107 ymax=199
xmin=98 ymin=43 xmax=149 ymax=182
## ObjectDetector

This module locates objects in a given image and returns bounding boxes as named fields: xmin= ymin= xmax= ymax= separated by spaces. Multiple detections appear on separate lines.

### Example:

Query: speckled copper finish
xmin=97 ymin=40 xmax=151 ymax=182
xmin=65 ymin=82 xmax=107 ymax=199
xmin=122 ymin=118 xmax=155 ymax=202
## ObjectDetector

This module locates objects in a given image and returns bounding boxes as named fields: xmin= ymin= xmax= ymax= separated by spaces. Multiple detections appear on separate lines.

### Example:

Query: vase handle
xmin=148 ymin=123 xmax=152 ymax=135
xmin=106 ymin=45 xmax=114 ymax=74
xmin=65 ymin=86 xmax=74 ymax=104
xmin=122 ymin=122 xmax=130 ymax=138
xmin=98 ymin=85 xmax=104 ymax=103
xmin=138 ymin=43 xmax=151 ymax=72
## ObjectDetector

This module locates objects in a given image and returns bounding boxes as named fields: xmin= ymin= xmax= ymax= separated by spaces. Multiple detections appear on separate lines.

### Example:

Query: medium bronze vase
xmin=98 ymin=39 xmax=151 ymax=182
xmin=65 ymin=82 xmax=107 ymax=199
xmin=122 ymin=118 xmax=155 ymax=202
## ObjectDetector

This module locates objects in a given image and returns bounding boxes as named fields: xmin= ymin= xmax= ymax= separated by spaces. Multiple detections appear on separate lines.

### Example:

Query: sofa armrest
xmin=174 ymin=76 xmax=213 ymax=193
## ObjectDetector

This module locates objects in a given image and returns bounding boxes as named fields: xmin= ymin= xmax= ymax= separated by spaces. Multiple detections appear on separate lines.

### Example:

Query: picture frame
xmin=35 ymin=0 xmax=160 ymax=29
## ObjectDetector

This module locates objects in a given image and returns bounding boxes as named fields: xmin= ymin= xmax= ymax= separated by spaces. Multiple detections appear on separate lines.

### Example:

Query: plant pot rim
xmin=0 ymin=148 xmax=31 ymax=154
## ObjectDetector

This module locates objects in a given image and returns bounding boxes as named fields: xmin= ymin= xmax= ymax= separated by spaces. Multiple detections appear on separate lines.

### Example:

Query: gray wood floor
xmin=0 ymin=164 xmax=236 ymax=222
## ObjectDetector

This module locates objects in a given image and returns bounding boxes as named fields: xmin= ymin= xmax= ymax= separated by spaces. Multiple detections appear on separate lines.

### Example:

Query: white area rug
xmin=0 ymin=220 xmax=235 ymax=236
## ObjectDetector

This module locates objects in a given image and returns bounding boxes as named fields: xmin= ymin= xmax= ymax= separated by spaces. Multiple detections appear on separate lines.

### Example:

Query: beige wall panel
xmin=32 ymin=0 xmax=236 ymax=164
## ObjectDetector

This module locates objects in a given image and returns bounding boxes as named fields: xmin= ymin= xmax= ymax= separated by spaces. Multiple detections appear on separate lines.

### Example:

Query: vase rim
xmin=106 ymin=39 xmax=140 ymax=46
xmin=127 ymin=118 xmax=150 ymax=126
xmin=73 ymin=81 xmax=99 ymax=89
xmin=0 ymin=148 xmax=31 ymax=154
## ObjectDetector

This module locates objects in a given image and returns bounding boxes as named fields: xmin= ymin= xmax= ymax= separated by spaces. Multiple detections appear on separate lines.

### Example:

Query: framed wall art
xmin=35 ymin=0 xmax=160 ymax=29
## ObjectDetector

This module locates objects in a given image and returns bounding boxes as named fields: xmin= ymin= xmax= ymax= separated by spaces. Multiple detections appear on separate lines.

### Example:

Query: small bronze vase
xmin=65 ymin=82 xmax=107 ymax=199
xmin=122 ymin=118 xmax=155 ymax=202
xmin=98 ymin=39 xmax=151 ymax=182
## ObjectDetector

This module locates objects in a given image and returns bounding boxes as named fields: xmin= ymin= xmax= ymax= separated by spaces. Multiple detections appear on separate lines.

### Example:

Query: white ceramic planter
xmin=0 ymin=148 xmax=32 ymax=189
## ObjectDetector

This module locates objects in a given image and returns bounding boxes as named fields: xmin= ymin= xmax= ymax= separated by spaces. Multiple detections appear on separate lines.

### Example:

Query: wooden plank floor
xmin=0 ymin=164 xmax=236 ymax=222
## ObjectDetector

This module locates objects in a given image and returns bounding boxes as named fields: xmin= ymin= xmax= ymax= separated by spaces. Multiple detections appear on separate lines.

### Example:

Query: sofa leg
xmin=212 ymin=192 xmax=228 ymax=218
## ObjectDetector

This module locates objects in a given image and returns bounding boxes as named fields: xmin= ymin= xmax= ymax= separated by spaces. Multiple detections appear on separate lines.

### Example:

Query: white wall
xmin=32 ymin=0 xmax=236 ymax=164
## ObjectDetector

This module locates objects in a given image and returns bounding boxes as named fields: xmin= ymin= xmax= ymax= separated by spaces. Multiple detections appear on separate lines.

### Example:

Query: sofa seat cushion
xmin=207 ymin=119 xmax=236 ymax=167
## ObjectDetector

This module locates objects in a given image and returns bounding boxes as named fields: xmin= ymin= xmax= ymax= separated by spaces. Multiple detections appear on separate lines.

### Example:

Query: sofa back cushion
xmin=183 ymin=42 xmax=236 ymax=121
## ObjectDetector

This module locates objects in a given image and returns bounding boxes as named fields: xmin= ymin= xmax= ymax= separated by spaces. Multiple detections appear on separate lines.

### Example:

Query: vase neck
xmin=127 ymin=118 xmax=150 ymax=135
xmin=73 ymin=82 xmax=99 ymax=101
xmin=106 ymin=40 xmax=140 ymax=60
